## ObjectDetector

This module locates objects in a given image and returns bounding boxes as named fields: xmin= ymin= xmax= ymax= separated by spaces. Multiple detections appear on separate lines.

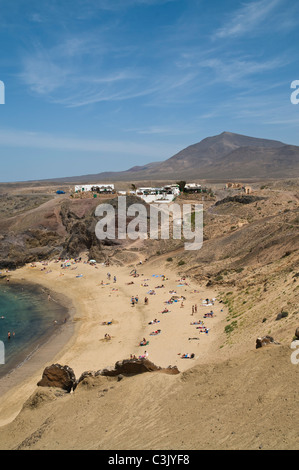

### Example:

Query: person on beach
xmin=181 ymin=353 xmax=195 ymax=359
xmin=150 ymin=329 xmax=161 ymax=335
xmin=139 ymin=351 xmax=148 ymax=359
xmin=144 ymin=297 xmax=148 ymax=305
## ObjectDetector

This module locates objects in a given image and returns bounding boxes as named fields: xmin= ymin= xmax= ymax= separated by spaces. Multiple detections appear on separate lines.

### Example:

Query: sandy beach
xmin=0 ymin=255 xmax=226 ymax=426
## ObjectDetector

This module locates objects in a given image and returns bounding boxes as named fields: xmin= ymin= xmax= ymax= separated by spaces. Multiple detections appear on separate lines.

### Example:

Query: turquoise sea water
xmin=0 ymin=281 xmax=68 ymax=378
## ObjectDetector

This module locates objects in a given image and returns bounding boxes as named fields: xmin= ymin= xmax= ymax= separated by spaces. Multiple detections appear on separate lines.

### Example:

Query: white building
xmin=184 ymin=183 xmax=202 ymax=192
xmin=136 ymin=184 xmax=180 ymax=204
xmin=75 ymin=184 xmax=115 ymax=193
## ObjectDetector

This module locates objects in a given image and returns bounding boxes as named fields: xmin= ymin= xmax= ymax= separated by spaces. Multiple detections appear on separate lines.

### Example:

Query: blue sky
xmin=0 ymin=0 xmax=299 ymax=182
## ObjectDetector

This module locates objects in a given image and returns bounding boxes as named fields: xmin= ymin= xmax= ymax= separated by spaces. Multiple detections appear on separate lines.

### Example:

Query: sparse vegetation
xmin=225 ymin=321 xmax=238 ymax=334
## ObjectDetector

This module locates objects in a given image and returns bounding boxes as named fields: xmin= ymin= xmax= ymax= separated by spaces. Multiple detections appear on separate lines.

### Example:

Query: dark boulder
xmin=37 ymin=363 xmax=77 ymax=392
xmin=76 ymin=358 xmax=180 ymax=386
xmin=256 ymin=336 xmax=280 ymax=349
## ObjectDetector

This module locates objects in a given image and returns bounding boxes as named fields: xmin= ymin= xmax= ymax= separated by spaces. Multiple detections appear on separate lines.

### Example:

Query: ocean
xmin=0 ymin=280 xmax=69 ymax=379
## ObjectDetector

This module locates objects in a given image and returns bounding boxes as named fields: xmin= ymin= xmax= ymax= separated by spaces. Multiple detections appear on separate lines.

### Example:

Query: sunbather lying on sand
xmin=204 ymin=311 xmax=214 ymax=317
xmin=139 ymin=338 xmax=148 ymax=346
xmin=161 ymin=308 xmax=170 ymax=313
xmin=181 ymin=353 xmax=195 ymax=359
xmin=150 ymin=329 xmax=161 ymax=335
xmin=148 ymin=319 xmax=160 ymax=324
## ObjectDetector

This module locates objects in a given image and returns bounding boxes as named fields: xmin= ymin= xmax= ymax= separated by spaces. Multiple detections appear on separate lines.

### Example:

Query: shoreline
xmin=0 ymin=277 xmax=78 ymax=426
xmin=0 ymin=279 xmax=73 ymax=381
xmin=0 ymin=258 xmax=227 ymax=426
xmin=0 ymin=281 xmax=76 ymax=394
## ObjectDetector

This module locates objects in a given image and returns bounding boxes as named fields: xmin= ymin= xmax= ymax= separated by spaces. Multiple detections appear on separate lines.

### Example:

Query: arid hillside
xmin=0 ymin=344 xmax=298 ymax=450
xmin=161 ymin=179 xmax=299 ymax=358
xmin=0 ymin=178 xmax=298 ymax=450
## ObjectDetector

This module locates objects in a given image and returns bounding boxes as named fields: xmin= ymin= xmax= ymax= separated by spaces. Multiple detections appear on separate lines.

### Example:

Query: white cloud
xmin=215 ymin=0 xmax=282 ymax=39
xmin=19 ymin=30 xmax=200 ymax=108
xmin=199 ymin=56 xmax=286 ymax=84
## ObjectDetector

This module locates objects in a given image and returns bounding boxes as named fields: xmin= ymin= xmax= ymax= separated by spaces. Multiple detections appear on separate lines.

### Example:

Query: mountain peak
xmin=45 ymin=132 xmax=296 ymax=183
xmin=203 ymin=131 xmax=285 ymax=148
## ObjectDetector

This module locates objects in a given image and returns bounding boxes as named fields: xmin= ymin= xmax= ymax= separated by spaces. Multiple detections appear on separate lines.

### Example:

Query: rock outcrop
xmin=0 ymin=194 xmax=152 ymax=269
xmin=37 ymin=364 xmax=77 ymax=393
xmin=77 ymin=359 xmax=179 ymax=385
xmin=37 ymin=359 xmax=180 ymax=393
xmin=256 ymin=336 xmax=280 ymax=349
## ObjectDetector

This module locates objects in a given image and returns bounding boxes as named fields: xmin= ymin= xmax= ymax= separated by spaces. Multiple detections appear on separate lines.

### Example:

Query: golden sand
xmin=0 ymin=255 xmax=226 ymax=425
